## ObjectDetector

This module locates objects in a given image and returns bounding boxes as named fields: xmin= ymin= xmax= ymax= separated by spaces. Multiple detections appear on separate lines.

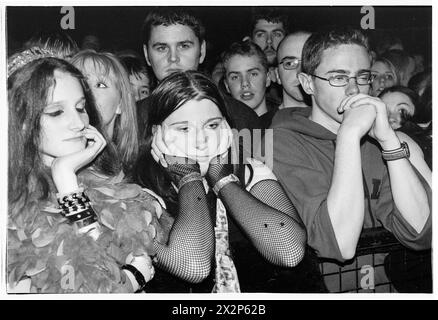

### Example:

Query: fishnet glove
xmin=205 ymin=149 xmax=234 ymax=188
xmin=153 ymin=164 xmax=215 ymax=284
xmin=164 ymin=154 xmax=201 ymax=187
xmin=150 ymin=125 xmax=201 ymax=186
xmin=219 ymin=163 xmax=307 ymax=268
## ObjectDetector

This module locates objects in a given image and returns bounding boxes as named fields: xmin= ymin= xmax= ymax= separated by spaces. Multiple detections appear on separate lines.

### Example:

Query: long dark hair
xmin=135 ymin=70 xmax=233 ymax=215
xmin=8 ymin=56 xmax=121 ymax=218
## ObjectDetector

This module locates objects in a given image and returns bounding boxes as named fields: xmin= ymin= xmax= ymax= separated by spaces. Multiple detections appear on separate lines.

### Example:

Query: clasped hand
xmin=337 ymin=93 xmax=395 ymax=143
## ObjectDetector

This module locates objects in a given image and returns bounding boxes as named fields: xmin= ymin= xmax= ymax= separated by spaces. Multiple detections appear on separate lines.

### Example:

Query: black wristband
xmin=121 ymin=264 xmax=147 ymax=293
xmin=382 ymin=142 xmax=410 ymax=161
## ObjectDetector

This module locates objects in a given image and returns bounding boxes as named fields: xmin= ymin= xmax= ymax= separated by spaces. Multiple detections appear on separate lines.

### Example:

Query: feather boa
xmin=7 ymin=169 xmax=173 ymax=293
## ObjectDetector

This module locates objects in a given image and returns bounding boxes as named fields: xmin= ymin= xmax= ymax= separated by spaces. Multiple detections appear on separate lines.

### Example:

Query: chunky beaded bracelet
xmin=57 ymin=190 xmax=98 ymax=225
xmin=58 ymin=190 xmax=91 ymax=211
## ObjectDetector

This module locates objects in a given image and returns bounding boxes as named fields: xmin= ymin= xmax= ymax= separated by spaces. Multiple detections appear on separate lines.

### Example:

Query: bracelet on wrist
xmin=178 ymin=172 xmax=203 ymax=190
xmin=381 ymin=142 xmax=410 ymax=161
xmin=212 ymin=174 xmax=240 ymax=196
xmin=121 ymin=264 xmax=147 ymax=293
xmin=57 ymin=189 xmax=90 ymax=209
xmin=57 ymin=190 xmax=99 ymax=226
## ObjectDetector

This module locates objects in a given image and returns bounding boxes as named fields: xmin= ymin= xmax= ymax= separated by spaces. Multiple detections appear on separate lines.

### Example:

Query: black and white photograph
xmin=2 ymin=1 xmax=433 ymax=301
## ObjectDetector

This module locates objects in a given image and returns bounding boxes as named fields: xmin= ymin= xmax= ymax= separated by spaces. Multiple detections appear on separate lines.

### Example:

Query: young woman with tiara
xmin=7 ymin=47 xmax=173 ymax=293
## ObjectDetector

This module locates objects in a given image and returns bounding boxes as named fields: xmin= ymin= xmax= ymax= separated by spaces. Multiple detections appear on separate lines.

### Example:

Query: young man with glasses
xmin=270 ymin=28 xmax=431 ymax=292
xmin=275 ymin=31 xmax=311 ymax=110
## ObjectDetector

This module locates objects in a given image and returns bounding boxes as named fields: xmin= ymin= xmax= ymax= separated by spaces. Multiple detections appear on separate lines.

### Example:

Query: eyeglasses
xmin=279 ymin=57 xmax=301 ymax=70
xmin=310 ymin=73 xmax=376 ymax=87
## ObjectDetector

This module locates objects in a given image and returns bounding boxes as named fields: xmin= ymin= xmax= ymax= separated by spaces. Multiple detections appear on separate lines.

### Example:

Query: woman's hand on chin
xmin=151 ymin=125 xmax=201 ymax=186
xmin=206 ymin=120 xmax=234 ymax=166
xmin=215 ymin=120 xmax=233 ymax=160
xmin=205 ymin=122 xmax=234 ymax=188
xmin=51 ymin=125 xmax=107 ymax=194
xmin=151 ymin=124 xmax=196 ymax=168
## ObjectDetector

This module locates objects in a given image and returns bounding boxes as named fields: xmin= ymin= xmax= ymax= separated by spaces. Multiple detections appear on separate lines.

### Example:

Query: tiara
xmin=7 ymin=47 xmax=59 ymax=78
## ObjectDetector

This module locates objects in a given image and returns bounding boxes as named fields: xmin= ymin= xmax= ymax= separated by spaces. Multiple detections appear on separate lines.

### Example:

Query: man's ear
xmin=274 ymin=67 xmax=282 ymax=85
xmin=143 ymin=44 xmax=151 ymax=67
xmin=199 ymin=40 xmax=207 ymax=64
xmin=298 ymin=72 xmax=314 ymax=95
xmin=151 ymin=125 xmax=158 ymax=135
xmin=242 ymin=35 xmax=251 ymax=42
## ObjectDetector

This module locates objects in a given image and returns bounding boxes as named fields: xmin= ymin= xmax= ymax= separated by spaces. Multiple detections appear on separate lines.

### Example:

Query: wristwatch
xmin=381 ymin=142 xmax=410 ymax=161
xmin=213 ymin=174 xmax=240 ymax=196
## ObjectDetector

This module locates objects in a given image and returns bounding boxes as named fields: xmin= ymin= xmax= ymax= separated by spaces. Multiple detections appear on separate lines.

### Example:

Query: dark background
xmin=7 ymin=6 xmax=432 ymax=70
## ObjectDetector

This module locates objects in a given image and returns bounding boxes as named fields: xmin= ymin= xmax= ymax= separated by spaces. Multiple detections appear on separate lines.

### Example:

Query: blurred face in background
xmin=276 ymin=33 xmax=311 ymax=100
xmin=400 ymin=56 xmax=416 ymax=86
xmin=129 ymin=72 xmax=151 ymax=101
xmin=78 ymin=60 xmax=121 ymax=137
xmin=370 ymin=60 xmax=397 ymax=96
xmin=252 ymin=19 xmax=286 ymax=65
xmin=380 ymin=91 xmax=415 ymax=129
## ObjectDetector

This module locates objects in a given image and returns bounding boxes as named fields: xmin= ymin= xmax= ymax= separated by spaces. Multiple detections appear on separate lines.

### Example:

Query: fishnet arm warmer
xmin=219 ymin=180 xmax=307 ymax=267
xmin=153 ymin=180 xmax=215 ymax=283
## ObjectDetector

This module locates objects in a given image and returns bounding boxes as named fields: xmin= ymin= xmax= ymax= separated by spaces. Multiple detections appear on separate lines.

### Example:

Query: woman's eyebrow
xmin=45 ymin=96 xmax=85 ymax=109
xmin=169 ymin=120 xmax=189 ymax=126
xmin=44 ymin=101 xmax=64 ymax=109
xmin=169 ymin=117 xmax=223 ymax=126
xmin=203 ymin=117 xmax=223 ymax=125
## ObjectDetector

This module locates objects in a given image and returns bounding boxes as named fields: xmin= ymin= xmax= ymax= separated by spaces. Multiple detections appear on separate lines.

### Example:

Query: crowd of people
xmin=7 ymin=7 xmax=432 ymax=294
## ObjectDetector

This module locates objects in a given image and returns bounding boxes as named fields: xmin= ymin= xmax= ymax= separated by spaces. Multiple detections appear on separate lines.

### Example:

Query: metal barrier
xmin=318 ymin=227 xmax=432 ymax=293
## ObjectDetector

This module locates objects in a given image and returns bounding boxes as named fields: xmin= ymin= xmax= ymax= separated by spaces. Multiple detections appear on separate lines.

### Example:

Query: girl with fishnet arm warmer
xmin=209 ymin=157 xmax=306 ymax=267
xmin=151 ymin=154 xmax=215 ymax=284
xmin=134 ymin=70 xmax=307 ymax=292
